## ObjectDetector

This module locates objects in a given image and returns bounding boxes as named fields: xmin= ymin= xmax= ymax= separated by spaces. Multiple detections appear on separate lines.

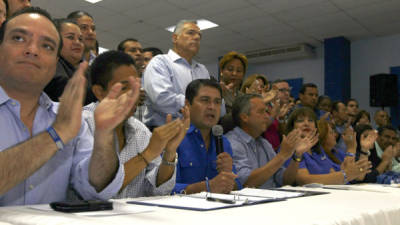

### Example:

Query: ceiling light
xmin=98 ymin=47 xmax=109 ymax=54
xmin=166 ymin=19 xmax=219 ymax=32
xmin=85 ymin=0 xmax=103 ymax=4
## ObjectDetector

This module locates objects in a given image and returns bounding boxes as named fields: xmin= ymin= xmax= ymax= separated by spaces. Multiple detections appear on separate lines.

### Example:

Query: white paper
xmin=231 ymin=188 xmax=304 ymax=198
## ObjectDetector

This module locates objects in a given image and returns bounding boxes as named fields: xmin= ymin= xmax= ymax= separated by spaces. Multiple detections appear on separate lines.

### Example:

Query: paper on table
xmin=29 ymin=202 xmax=154 ymax=217
xmin=231 ymin=188 xmax=304 ymax=198
xmin=190 ymin=192 xmax=272 ymax=202
xmin=132 ymin=195 xmax=243 ymax=210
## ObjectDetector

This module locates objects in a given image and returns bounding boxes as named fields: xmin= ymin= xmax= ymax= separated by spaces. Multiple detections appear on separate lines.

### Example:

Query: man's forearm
xmin=244 ymin=154 xmax=286 ymax=188
xmin=89 ymin=131 xmax=119 ymax=192
xmin=282 ymin=160 xmax=299 ymax=185
xmin=0 ymin=132 xmax=58 ymax=195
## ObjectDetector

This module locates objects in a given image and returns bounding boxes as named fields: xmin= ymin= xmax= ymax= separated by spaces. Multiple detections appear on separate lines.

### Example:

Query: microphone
xmin=212 ymin=125 xmax=224 ymax=155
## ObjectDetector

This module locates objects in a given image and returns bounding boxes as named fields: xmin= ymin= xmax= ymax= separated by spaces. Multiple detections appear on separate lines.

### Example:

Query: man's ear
xmin=92 ymin=84 xmax=105 ymax=101
xmin=172 ymin=33 xmax=178 ymax=45
xmin=239 ymin=113 xmax=249 ymax=124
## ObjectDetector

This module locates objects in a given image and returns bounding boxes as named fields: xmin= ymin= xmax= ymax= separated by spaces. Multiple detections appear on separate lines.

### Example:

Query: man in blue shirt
xmin=226 ymin=94 xmax=311 ymax=188
xmin=173 ymin=79 xmax=240 ymax=194
xmin=0 ymin=7 xmax=139 ymax=205
xmin=143 ymin=20 xmax=210 ymax=128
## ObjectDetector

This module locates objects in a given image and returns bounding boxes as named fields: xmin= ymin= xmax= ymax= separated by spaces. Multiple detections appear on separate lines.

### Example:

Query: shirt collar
xmin=233 ymin=126 xmax=256 ymax=144
xmin=0 ymin=85 xmax=55 ymax=112
xmin=168 ymin=49 xmax=200 ymax=67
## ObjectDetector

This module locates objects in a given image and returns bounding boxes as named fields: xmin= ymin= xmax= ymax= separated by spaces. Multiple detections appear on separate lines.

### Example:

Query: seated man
xmin=173 ymin=79 xmax=241 ymax=194
xmin=226 ymin=94 xmax=308 ymax=188
xmin=84 ymin=50 xmax=189 ymax=197
xmin=0 ymin=7 xmax=136 ymax=206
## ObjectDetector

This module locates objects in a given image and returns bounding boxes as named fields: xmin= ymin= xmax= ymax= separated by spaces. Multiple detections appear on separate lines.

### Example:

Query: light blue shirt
xmin=0 ymin=87 xmax=124 ymax=206
xmin=226 ymin=127 xmax=284 ymax=188
xmin=143 ymin=49 xmax=210 ymax=127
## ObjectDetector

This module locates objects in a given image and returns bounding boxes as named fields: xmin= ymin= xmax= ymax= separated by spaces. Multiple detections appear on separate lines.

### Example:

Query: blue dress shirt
xmin=143 ymin=49 xmax=210 ymax=127
xmin=226 ymin=127 xmax=285 ymax=188
xmin=0 ymin=87 xmax=124 ymax=206
xmin=173 ymin=124 xmax=242 ymax=193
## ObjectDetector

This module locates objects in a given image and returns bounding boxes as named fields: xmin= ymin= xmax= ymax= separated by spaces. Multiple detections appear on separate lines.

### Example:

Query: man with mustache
xmin=143 ymin=20 xmax=210 ymax=129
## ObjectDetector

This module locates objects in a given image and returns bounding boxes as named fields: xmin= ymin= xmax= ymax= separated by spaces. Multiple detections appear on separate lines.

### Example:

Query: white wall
xmin=351 ymin=33 xmax=400 ymax=117
xmin=204 ymin=33 xmax=400 ymax=119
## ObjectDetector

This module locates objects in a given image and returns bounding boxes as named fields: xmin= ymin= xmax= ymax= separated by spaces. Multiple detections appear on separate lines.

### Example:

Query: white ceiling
xmin=34 ymin=0 xmax=400 ymax=64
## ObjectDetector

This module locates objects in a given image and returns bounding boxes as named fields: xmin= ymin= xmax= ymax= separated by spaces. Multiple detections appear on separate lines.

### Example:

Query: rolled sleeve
xmin=145 ymin=156 xmax=176 ymax=196
xmin=71 ymin=120 xmax=124 ymax=200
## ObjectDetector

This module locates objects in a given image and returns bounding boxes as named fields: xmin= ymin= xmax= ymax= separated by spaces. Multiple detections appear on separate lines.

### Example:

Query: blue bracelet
xmin=341 ymin=170 xmax=349 ymax=184
xmin=205 ymin=177 xmax=211 ymax=192
xmin=345 ymin=152 xmax=355 ymax=157
xmin=47 ymin=126 xmax=64 ymax=151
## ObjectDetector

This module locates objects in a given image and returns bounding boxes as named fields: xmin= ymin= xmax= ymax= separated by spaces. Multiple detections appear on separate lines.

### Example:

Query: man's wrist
xmin=292 ymin=153 xmax=303 ymax=162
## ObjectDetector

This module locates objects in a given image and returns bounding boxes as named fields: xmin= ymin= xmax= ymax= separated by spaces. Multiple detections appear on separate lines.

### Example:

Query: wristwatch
xmin=162 ymin=152 xmax=178 ymax=166
xmin=359 ymin=150 xmax=370 ymax=156
xmin=292 ymin=153 xmax=303 ymax=162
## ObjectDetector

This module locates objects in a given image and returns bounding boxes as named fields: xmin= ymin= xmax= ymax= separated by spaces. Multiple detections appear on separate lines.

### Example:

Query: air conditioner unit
xmin=245 ymin=43 xmax=315 ymax=63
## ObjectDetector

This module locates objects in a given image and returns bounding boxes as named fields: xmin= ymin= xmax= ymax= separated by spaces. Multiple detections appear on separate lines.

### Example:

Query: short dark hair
xmin=67 ymin=11 xmax=93 ymax=21
xmin=90 ymin=50 xmax=136 ymax=90
xmin=232 ymin=94 xmax=261 ymax=127
xmin=331 ymin=101 xmax=344 ymax=113
xmin=185 ymin=79 xmax=222 ymax=104
xmin=346 ymin=98 xmax=358 ymax=106
xmin=352 ymin=110 xmax=370 ymax=127
xmin=299 ymin=83 xmax=317 ymax=94
xmin=377 ymin=125 xmax=396 ymax=136
xmin=143 ymin=47 xmax=163 ymax=56
xmin=272 ymin=79 xmax=288 ymax=85
xmin=54 ymin=18 xmax=78 ymax=32
xmin=0 ymin=7 xmax=63 ymax=55
xmin=117 ymin=38 xmax=139 ymax=51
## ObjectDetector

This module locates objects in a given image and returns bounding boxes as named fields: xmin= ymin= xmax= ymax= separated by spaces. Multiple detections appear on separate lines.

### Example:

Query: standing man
xmin=346 ymin=99 xmax=359 ymax=125
xmin=144 ymin=20 xmax=210 ymax=128
xmin=226 ymin=94 xmax=311 ymax=188
xmin=143 ymin=47 xmax=163 ymax=69
xmin=117 ymin=38 xmax=145 ymax=76
xmin=0 ymin=7 xmax=139 ymax=205
xmin=117 ymin=38 xmax=147 ymax=122
xmin=173 ymin=79 xmax=240 ymax=194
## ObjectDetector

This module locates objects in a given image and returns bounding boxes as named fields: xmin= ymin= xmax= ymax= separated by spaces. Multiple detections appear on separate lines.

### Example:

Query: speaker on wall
xmin=370 ymin=73 xmax=398 ymax=107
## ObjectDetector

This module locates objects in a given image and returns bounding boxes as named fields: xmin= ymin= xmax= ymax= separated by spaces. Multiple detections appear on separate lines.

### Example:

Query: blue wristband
xmin=205 ymin=177 xmax=211 ymax=192
xmin=47 ymin=126 xmax=64 ymax=150
xmin=345 ymin=152 xmax=355 ymax=157
xmin=341 ymin=170 xmax=349 ymax=184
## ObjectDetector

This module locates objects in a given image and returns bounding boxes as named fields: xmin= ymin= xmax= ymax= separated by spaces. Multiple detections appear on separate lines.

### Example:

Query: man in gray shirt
xmin=226 ymin=94 xmax=316 ymax=188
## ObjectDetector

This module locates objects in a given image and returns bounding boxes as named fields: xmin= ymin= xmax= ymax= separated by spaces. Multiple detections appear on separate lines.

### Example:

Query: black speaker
xmin=370 ymin=73 xmax=398 ymax=107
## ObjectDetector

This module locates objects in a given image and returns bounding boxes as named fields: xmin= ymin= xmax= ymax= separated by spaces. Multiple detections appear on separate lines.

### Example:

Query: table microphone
xmin=212 ymin=125 xmax=224 ymax=155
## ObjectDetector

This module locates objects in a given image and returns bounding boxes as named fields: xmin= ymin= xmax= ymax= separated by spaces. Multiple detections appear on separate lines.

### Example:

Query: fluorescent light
xmin=98 ymin=47 xmax=109 ymax=54
xmin=85 ymin=0 xmax=103 ymax=4
xmin=165 ymin=19 xmax=219 ymax=33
